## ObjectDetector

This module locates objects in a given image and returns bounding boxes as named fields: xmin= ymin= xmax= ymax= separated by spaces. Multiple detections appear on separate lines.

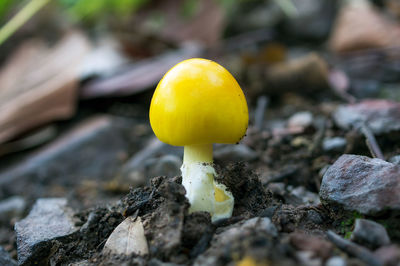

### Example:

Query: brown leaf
xmin=0 ymin=31 xmax=91 ymax=143
xmin=329 ymin=2 xmax=400 ymax=53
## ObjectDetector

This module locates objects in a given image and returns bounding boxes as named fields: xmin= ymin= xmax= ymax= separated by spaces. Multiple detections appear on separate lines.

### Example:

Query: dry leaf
xmin=329 ymin=2 xmax=400 ymax=52
xmin=103 ymin=216 xmax=149 ymax=256
xmin=0 ymin=31 xmax=91 ymax=143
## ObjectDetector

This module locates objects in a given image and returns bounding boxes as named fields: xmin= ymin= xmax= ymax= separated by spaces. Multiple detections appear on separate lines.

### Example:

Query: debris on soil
xmin=333 ymin=99 xmax=400 ymax=134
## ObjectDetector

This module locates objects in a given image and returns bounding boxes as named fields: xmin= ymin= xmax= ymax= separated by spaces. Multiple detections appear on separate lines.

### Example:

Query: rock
xmin=351 ymin=219 xmax=390 ymax=250
xmin=288 ymin=186 xmax=320 ymax=205
xmin=0 ymin=196 xmax=26 ymax=223
xmin=305 ymin=210 xmax=324 ymax=225
xmin=325 ymin=256 xmax=346 ymax=266
xmin=329 ymin=1 xmax=400 ymax=52
xmin=214 ymin=144 xmax=258 ymax=162
xmin=0 ymin=246 xmax=17 ymax=266
xmin=320 ymin=154 xmax=400 ymax=215
xmin=0 ymin=116 xmax=136 ymax=199
xmin=374 ymin=245 xmax=400 ymax=266
xmin=322 ymin=137 xmax=347 ymax=152
xmin=333 ymin=99 xmax=400 ymax=134
xmin=389 ymin=155 xmax=400 ymax=165
xmin=147 ymin=155 xmax=182 ymax=178
xmin=15 ymin=198 xmax=78 ymax=265
xmin=288 ymin=111 xmax=313 ymax=129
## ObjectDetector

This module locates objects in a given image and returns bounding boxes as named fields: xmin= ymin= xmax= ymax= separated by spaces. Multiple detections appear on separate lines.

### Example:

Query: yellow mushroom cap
xmin=149 ymin=58 xmax=249 ymax=146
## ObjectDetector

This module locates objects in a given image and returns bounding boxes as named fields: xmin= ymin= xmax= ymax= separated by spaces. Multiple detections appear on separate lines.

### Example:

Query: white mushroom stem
xmin=181 ymin=144 xmax=234 ymax=222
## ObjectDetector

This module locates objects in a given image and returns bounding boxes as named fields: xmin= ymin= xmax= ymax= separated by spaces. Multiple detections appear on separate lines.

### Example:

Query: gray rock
xmin=389 ymin=155 xmax=400 ymax=166
xmin=333 ymin=99 xmax=400 ymax=134
xmin=0 ymin=116 xmax=137 ymax=199
xmin=15 ymin=198 xmax=78 ymax=265
xmin=0 ymin=196 xmax=26 ymax=223
xmin=289 ymin=186 xmax=320 ymax=205
xmin=320 ymin=154 xmax=400 ymax=215
xmin=147 ymin=155 xmax=182 ymax=178
xmin=306 ymin=210 xmax=324 ymax=225
xmin=351 ymin=219 xmax=390 ymax=250
xmin=0 ymin=246 xmax=17 ymax=266
xmin=322 ymin=137 xmax=347 ymax=152
xmin=214 ymin=144 xmax=258 ymax=162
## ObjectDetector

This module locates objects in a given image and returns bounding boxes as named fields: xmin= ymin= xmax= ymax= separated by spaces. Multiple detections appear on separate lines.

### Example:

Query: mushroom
xmin=149 ymin=58 xmax=248 ymax=222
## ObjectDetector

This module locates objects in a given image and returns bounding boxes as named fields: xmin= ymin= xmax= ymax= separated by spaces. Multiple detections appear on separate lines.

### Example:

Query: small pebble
xmin=288 ymin=111 xmax=313 ymax=129
xmin=351 ymin=219 xmax=390 ymax=250
xmin=322 ymin=137 xmax=347 ymax=152
xmin=325 ymin=256 xmax=346 ymax=266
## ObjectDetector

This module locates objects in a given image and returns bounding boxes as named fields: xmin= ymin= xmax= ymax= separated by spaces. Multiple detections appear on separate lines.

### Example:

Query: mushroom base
xmin=181 ymin=162 xmax=234 ymax=222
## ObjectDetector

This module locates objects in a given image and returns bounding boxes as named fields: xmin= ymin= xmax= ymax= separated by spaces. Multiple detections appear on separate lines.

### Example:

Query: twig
xmin=326 ymin=231 xmax=383 ymax=266
xmin=0 ymin=0 xmax=50 ymax=46
xmin=359 ymin=122 xmax=385 ymax=160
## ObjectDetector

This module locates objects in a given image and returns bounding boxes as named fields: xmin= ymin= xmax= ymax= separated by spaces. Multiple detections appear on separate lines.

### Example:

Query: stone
xmin=322 ymin=137 xmax=347 ymax=152
xmin=288 ymin=186 xmax=320 ymax=205
xmin=351 ymin=219 xmax=390 ymax=250
xmin=320 ymin=154 xmax=400 ymax=215
xmin=0 ymin=116 xmax=136 ymax=199
xmin=147 ymin=155 xmax=182 ymax=178
xmin=389 ymin=155 xmax=400 ymax=166
xmin=0 ymin=196 xmax=26 ymax=223
xmin=333 ymin=99 xmax=400 ymax=134
xmin=288 ymin=111 xmax=313 ymax=129
xmin=325 ymin=256 xmax=346 ymax=266
xmin=214 ymin=144 xmax=258 ymax=162
xmin=15 ymin=198 xmax=78 ymax=265
xmin=0 ymin=246 xmax=17 ymax=266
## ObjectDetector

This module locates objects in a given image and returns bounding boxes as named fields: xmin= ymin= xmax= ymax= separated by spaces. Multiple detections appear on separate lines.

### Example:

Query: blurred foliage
xmin=0 ymin=0 xmax=150 ymax=24
xmin=0 ymin=0 xmax=17 ymax=21
xmin=58 ymin=0 xmax=150 ymax=21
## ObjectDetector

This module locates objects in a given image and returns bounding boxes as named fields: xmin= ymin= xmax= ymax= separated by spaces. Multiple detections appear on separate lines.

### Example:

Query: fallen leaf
xmin=329 ymin=1 xmax=400 ymax=52
xmin=103 ymin=216 xmax=149 ymax=256
xmin=0 ymin=31 xmax=91 ymax=143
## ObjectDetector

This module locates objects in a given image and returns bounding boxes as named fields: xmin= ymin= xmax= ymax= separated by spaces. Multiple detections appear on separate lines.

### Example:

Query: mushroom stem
xmin=181 ymin=143 xmax=234 ymax=222
xmin=183 ymin=144 xmax=213 ymax=164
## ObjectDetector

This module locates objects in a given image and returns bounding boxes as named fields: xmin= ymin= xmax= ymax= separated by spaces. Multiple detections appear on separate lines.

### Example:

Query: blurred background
xmin=1 ymin=0 xmax=400 ymax=257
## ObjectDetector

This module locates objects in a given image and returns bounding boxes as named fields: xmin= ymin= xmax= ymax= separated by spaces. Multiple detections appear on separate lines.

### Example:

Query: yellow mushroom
xmin=149 ymin=58 xmax=248 ymax=222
